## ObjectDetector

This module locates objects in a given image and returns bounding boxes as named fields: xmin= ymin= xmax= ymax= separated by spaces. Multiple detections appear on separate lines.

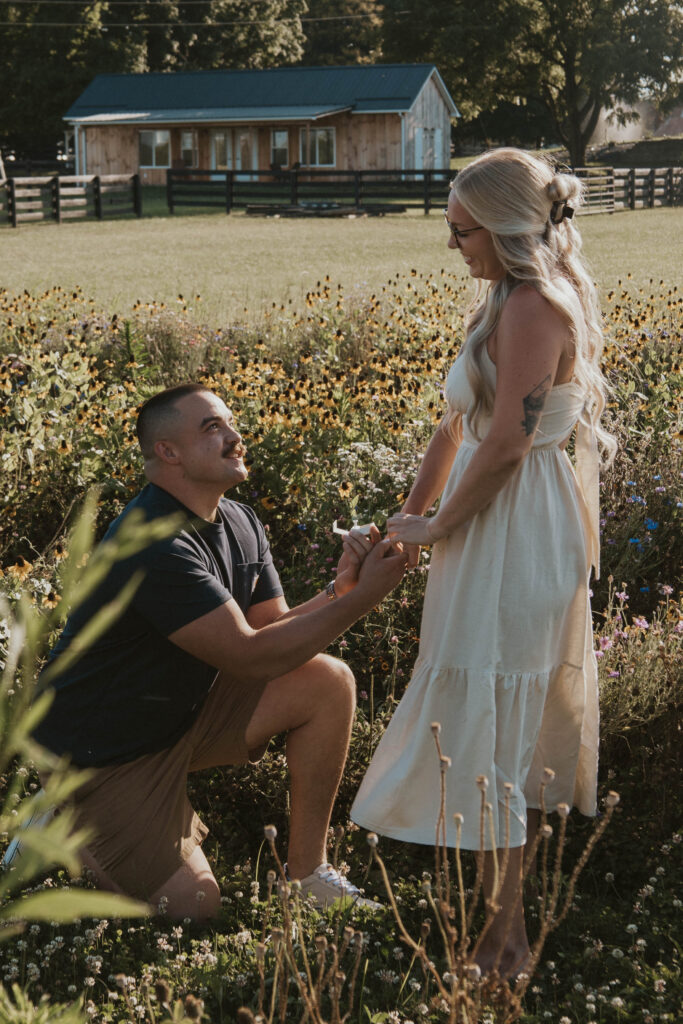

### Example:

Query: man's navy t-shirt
xmin=34 ymin=484 xmax=283 ymax=767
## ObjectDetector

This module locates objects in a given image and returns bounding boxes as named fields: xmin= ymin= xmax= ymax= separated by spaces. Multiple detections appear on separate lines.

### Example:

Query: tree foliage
xmin=0 ymin=0 xmax=307 ymax=156
xmin=1 ymin=0 xmax=681 ymax=163
xmin=382 ymin=0 xmax=683 ymax=166
xmin=300 ymin=0 xmax=383 ymax=66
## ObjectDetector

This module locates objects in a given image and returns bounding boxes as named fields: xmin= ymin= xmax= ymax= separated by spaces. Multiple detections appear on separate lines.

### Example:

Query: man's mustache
xmin=223 ymin=442 xmax=246 ymax=459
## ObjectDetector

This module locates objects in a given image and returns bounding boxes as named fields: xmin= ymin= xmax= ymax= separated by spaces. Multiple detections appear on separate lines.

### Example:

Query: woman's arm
xmin=388 ymin=286 xmax=572 ymax=546
xmin=402 ymin=422 xmax=460 ymax=516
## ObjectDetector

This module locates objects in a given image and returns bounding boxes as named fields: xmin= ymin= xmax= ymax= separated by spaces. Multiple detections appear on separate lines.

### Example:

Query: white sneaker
xmin=1 ymin=789 xmax=56 ymax=869
xmin=295 ymin=863 xmax=382 ymax=911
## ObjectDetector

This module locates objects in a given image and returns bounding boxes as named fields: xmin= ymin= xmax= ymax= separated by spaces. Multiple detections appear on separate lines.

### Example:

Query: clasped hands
xmin=334 ymin=513 xmax=442 ymax=592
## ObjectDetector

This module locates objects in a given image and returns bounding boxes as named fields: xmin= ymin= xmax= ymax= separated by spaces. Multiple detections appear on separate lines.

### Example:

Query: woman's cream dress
xmin=351 ymin=350 xmax=601 ymax=850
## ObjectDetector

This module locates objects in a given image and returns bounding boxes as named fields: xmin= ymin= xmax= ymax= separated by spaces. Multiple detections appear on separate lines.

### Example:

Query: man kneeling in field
xmin=32 ymin=383 xmax=407 ymax=918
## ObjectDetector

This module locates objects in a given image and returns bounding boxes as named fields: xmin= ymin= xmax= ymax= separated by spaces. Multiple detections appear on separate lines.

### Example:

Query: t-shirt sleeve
xmin=132 ymin=541 xmax=233 ymax=636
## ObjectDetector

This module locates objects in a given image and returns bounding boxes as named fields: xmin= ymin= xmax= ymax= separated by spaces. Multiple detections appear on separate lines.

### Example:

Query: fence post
xmin=354 ymin=171 xmax=361 ymax=208
xmin=665 ymin=167 xmax=674 ymax=206
xmin=648 ymin=168 xmax=656 ymax=208
xmin=167 ymin=170 xmax=175 ymax=214
xmin=290 ymin=169 xmax=298 ymax=206
xmin=225 ymin=171 xmax=233 ymax=213
xmin=132 ymin=174 xmax=142 ymax=217
xmin=627 ymin=168 xmax=636 ymax=209
xmin=52 ymin=175 xmax=61 ymax=223
xmin=7 ymin=177 xmax=16 ymax=227
xmin=423 ymin=169 xmax=432 ymax=214
xmin=93 ymin=175 xmax=103 ymax=220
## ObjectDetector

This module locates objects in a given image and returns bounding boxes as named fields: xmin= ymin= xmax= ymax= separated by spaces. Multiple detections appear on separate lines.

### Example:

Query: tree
xmin=0 ymin=1 xmax=307 ymax=157
xmin=382 ymin=0 xmax=683 ymax=166
xmin=300 ymin=0 xmax=383 ymax=66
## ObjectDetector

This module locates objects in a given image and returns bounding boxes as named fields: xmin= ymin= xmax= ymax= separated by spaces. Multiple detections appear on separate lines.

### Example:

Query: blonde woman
xmin=351 ymin=148 xmax=616 ymax=976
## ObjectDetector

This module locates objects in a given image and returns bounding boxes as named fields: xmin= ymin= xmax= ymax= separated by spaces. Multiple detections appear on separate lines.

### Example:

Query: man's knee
xmin=152 ymin=847 xmax=221 ymax=920
xmin=315 ymin=654 xmax=356 ymax=711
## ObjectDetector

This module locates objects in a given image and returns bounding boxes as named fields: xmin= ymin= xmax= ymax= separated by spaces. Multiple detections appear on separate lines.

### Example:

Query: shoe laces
xmin=316 ymin=863 xmax=360 ymax=895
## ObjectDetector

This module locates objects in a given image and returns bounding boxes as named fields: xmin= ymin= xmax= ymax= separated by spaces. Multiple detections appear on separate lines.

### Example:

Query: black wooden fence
xmin=166 ymin=165 xmax=683 ymax=216
xmin=167 ymin=168 xmax=453 ymax=215
xmin=2 ymin=174 xmax=141 ymax=227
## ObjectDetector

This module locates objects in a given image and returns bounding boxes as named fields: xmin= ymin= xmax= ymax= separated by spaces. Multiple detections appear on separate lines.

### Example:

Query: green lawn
xmin=2 ymin=205 xmax=681 ymax=325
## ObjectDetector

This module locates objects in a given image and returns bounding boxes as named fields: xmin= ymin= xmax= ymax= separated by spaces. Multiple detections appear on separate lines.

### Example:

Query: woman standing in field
xmin=351 ymin=148 xmax=616 ymax=976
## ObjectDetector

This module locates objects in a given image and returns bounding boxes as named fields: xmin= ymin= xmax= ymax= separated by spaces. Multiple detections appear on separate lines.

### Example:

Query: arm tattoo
xmin=520 ymin=375 xmax=552 ymax=436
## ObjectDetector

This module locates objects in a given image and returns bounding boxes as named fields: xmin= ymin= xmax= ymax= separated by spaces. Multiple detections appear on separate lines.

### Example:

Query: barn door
xmin=211 ymin=130 xmax=232 ymax=179
xmin=413 ymin=127 xmax=423 ymax=174
xmin=434 ymin=128 xmax=444 ymax=172
xmin=235 ymin=129 xmax=258 ymax=180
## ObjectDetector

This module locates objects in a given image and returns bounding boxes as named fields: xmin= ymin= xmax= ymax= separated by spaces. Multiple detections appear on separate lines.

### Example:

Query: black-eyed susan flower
xmin=8 ymin=556 xmax=32 ymax=580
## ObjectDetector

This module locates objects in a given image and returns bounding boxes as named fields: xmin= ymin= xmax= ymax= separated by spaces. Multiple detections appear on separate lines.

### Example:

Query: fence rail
xmin=167 ymin=165 xmax=683 ymax=216
xmin=167 ymin=168 xmax=452 ymax=215
xmin=1 ymin=174 xmax=142 ymax=227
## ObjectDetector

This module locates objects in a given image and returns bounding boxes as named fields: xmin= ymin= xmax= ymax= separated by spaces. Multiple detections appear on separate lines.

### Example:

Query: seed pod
xmin=153 ymin=979 xmax=171 ymax=1004
xmin=184 ymin=995 xmax=203 ymax=1020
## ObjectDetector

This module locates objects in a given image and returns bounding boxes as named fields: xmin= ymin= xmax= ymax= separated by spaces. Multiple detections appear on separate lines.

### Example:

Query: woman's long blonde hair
xmin=448 ymin=147 xmax=616 ymax=464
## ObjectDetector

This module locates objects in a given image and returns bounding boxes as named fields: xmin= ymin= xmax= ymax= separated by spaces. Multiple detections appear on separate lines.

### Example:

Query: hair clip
xmin=550 ymin=200 xmax=574 ymax=224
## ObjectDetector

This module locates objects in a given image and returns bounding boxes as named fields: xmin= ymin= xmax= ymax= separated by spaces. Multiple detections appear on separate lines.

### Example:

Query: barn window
xmin=299 ymin=127 xmax=335 ymax=167
xmin=181 ymin=131 xmax=198 ymax=168
xmin=271 ymin=130 xmax=289 ymax=168
xmin=139 ymin=130 xmax=171 ymax=168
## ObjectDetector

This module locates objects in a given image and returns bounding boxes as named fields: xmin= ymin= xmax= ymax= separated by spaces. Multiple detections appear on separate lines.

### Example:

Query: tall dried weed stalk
xmin=254 ymin=728 xmax=619 ymax=1024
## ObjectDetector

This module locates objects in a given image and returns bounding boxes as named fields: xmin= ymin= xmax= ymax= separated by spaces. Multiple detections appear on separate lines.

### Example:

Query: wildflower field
xmin=0 ymin=222 xmax=681 ymax=1023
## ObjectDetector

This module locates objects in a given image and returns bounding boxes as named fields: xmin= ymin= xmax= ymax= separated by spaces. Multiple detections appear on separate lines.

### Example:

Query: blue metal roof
xmin=65 ymin=64 xmax=459 ymax=123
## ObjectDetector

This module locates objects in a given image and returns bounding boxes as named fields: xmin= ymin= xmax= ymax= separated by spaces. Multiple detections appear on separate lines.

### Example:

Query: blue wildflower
xmin=644 ymin=518 xmax=659 ymax=530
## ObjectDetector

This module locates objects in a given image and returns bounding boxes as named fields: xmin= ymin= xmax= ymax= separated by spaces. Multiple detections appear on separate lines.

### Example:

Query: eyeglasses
xmin=442 ymin=209 xmax=484 ymax=244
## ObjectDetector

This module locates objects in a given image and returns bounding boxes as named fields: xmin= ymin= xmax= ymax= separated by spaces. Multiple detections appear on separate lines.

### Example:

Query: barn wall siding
xmin=76 ymin=77 xmax=453 ymax=178
xmin=404 ymin=77 xmax=452 ymax=169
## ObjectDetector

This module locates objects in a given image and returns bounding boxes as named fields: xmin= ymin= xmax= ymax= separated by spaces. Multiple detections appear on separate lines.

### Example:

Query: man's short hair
xmin=136 ymin=383 xmax=212 ymax=459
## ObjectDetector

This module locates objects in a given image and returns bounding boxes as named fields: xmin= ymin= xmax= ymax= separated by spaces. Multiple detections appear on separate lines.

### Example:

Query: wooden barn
xmin=64 ymin=64 xmax=459 ymax=185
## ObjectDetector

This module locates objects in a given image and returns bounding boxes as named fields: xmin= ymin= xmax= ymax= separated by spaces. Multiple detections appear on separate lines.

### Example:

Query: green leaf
xmin=0 ymin=888 xmax=150 ymax=924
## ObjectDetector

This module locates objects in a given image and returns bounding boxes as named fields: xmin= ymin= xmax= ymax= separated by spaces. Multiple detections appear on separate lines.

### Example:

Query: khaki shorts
xmin=64 ymin=672 xmax=269 ymax=901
